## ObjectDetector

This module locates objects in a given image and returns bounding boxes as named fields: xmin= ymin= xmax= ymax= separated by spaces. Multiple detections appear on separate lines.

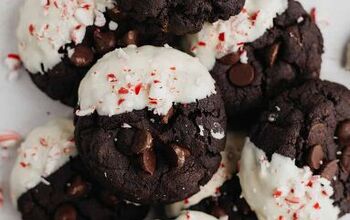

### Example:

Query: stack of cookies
xmin=9 ymin=0 xmax=350 ymax=220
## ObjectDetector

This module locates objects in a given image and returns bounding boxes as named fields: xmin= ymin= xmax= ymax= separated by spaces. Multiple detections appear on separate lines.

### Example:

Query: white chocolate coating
xmin=77 ymin=45 xmax=216 ymax=117
xmin=238 ymin=140 xmax=340 ymax=220
xmin=185 ymin=0 xmax=288 ymax=70
xmin=17 ymin=0 xmax=114 ymax=74
xmin=10 ymin=119 xmax=76 ymax=206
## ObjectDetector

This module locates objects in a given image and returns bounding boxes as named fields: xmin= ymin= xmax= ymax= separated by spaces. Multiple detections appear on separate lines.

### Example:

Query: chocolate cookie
xmin=74 ymin=46 xmax=227 ymax=203
xmin=10 ymin=119 xmax=149 ymax=220
xmin=115 ymin=0 xmax=245 ymax=35
xmin=239 ymin=80 xmax=350 ymax=219
xmin=17 ymin=0 xmax=178 ymax=107
xmin=185 ymin=0 xmax=323 ymax=129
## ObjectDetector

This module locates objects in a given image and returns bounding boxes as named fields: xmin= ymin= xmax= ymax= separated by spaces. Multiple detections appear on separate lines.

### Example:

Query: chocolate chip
xmin=131 ymin=130 xmax=153 ymax=154
xmin=228 ymin=63 xmax=255 ymax=87
xmin=211 ymin=206 xmax=227 ymax=218
xmin=218 ymin=52 xmax=241 ymax=65
xmin=265 ymin=43 xmax=280 ymax=67
xmin=123 ymin=30 xmax=138 ymax=45
xmin=161 ymin=107 xmax=174 ymax=124
xmin=99 ymin=190 xmax=120 ymax=207
xmin=321 ymin=160 xmax=338 ymax=181
xmin=307 ymin=145 xmax=324 ymax=170
xmin=94 ymin=31 xmax=117 ymax=54
xmin=336 ymin=120 xmax=350 ymax=146
xmin=66 ymin=176 xmax=89 ymax=198
xmin=341 ymin=146 xmax=350 ymax=174
xmin=139 ymin=148 xmax=156 ymax=175
xmin=308 ymin=123 xmax=327 ymax=146
xmin=166 ymin=144 xmax=190 ymax=168
xmin=54 ymin=204 xmax=77 ymax=220
xmin=70 ymin=45 xmax=94 ymax=67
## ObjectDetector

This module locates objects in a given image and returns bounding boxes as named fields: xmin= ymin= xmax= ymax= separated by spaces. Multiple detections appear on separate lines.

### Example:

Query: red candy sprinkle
xmin=107 ymin=73 xmax=118 ymax=82
xmin=82 ymin=4 xmax=91 ymax=10
xmin=75 ymin=24 xmax=82 ymax=30
xmin=218 ymin=32 xmax=225 ymax=42
xmin=285 ymin=197 xmax=300 ymax=204
xmin=153 ymin=80 xmax=160 ymax=84
xmin=118 ymin=87 xmax=129 ymax=94
xmin=40 ymin=138 xmax=48 ymax=147
xmin=134 ymin=83 xmax=142 ymax=95
xmin=20 ymin=162 xmax=28 ymax=168
xmin=198 ymin=41 xmax=206 ymax=46
xmin=29 ymin=24 xmax=35 ymax=36
xmin=310 ymin=8 xmax=317 ymax=23
xmin=250 ymin=10 xmax=260 ymax=25
xmin=7 ymin=54 xmax=21 ymax=61
xmin=118 ymin=99 xmax=125 ymax=105
xmin=313 ymin=202 xmax=320 ymax=209
xmin=273 ymin=190 xmax=282 ymax=198
xmin=278 ymin=216 xmax=284 ymax=220
xmin=306 ymin=181 xmax=313 ymax=187
xmin=293 ymin=213 xmax=298 ymax=220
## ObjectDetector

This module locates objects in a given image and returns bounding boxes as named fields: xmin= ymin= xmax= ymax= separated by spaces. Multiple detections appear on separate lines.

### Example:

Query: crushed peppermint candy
xmin=310 ymin=7 xmax=317 ymax=23
xmin=4 ymin=54 xmax=23 ymax=81
xmin=10 ymin=119 xmax=76 ymax=206
xmin=0 ymin=131 xmax=22 ymax=148
xmin=239 ymin=140 xmax=340 ymax=220
xmin=77 ymin=45 xmax=216 ymax=117
xmin=17 ymin=0 xmax=114 ymax=74
xmin=185 ymin=0 xmax=289 ymax=70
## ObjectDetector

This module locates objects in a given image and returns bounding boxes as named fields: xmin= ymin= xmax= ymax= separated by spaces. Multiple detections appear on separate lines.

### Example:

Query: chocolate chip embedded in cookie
xmin=239 ymin=80 xmax=350 ymax=219
xmin=184 ymin=0 xmax=323 ymax=129
xmin=115 ymin=0 xmax=245 ymax=35
xmin=17 ymin=0 xmax=179 ymax=107
xmin=74 ymin=45 xmax=227 ymax=203
xmin=10 ymin=119 xmax=149 ymax=220
xmin=166 ymin=132 xmax=257 ymax=220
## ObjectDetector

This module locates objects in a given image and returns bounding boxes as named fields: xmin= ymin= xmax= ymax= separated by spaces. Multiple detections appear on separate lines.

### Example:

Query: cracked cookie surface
xmin=210 ymin=0 xmax=323 ymax=129
xmin=75 ymin=90 xmax=227 ymax=204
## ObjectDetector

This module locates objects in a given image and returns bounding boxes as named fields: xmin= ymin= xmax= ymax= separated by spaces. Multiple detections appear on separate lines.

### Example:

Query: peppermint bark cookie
xmin=115 ymin=0 xmax=245 ymax=36
xmin=10 ymin=119 xmax=149 ymax=220
xmin=17 ymin=0 xmax=177 ymax=107
xmin=185 ymin=0 xmax=323 ymax=128
xmin=74 ymin=45 xmax=227 ymax=203
xmin=239 ymin=80 xmax=350 ymax=220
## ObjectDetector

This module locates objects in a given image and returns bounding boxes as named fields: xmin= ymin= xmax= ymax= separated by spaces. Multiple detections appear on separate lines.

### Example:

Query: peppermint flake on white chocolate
xmin=77 ymin=45 xmax=216 ymax=117
xmin=10 ymin=119 xmax=76 ymax=207
xmin=17 ymin=0 xmax=114 ymax=74
xmin=238 ymin=140 xmax=340 ymax=220
xmin=185 ymin=0 xmax=288 ymax=70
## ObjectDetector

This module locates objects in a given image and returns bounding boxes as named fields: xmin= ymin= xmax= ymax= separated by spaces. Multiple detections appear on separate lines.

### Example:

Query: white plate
xmin=0 ymin=0 xmax=349 ymax=219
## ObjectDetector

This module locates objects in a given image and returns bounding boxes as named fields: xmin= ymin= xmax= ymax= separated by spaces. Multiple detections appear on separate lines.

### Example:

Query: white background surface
xmin=0 ymin=0 xmax=350 ymax=219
